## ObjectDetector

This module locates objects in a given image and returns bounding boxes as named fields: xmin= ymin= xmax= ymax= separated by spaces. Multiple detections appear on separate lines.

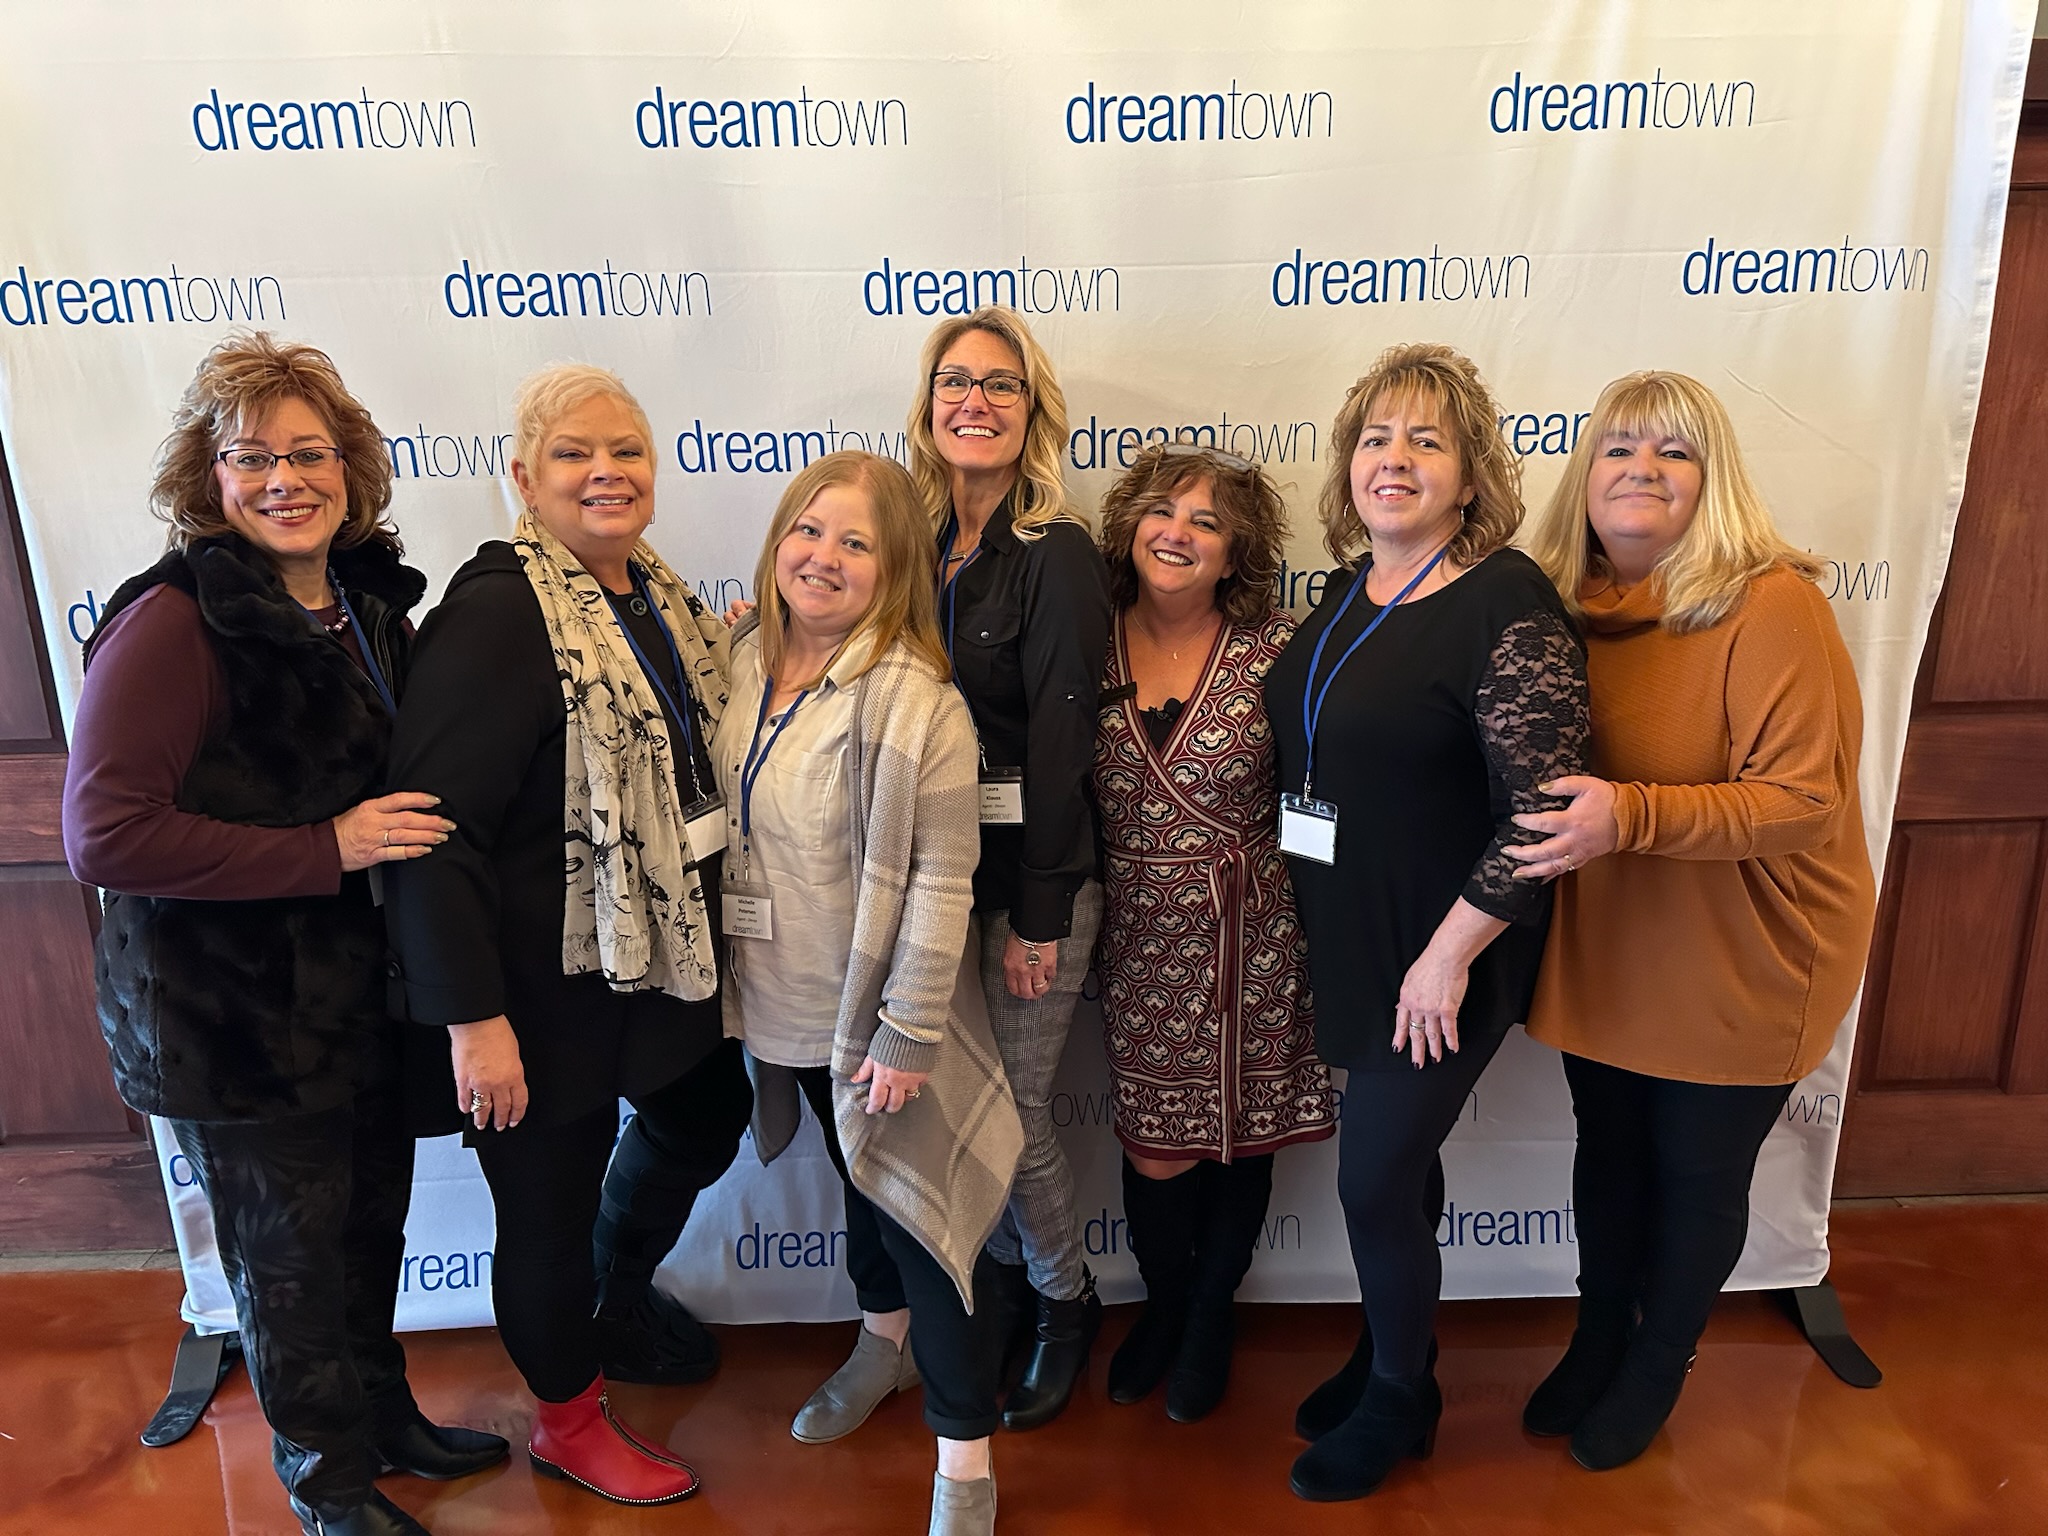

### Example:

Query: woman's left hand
xmin=853 ymin=1056 xmax=930 ymax=1115
xmin=1003 ymin=933 xmax=1058 ymax=1000
xmin=1505 ymin=775 xmax=1620 ymax=880
xmin=1393 ymin=946 xmax=1468 ymax=1066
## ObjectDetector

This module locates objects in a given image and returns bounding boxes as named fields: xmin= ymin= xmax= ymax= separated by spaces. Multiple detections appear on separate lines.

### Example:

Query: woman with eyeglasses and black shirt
xmin=902 ymin=305 xmax=1112 ymax=1432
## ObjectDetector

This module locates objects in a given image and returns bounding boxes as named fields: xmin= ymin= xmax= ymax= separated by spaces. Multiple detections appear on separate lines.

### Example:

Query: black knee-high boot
xmin=1166 ymin=1154 xmax=1274 ymax=1423
xmin=590 ymin=1120 xmax=719 ymax=1385
xmin=1107 ymin=1158 xmax=1205 ymax=1405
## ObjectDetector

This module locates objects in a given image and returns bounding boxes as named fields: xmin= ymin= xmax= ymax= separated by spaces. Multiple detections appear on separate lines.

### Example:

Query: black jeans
xmin=1562 ymin=1052 xmax=1794 ymax=1350
xmin=471 ymin=1039 xmax=752 ymax=1403
xmin=797 ymin=1067 xmax=1003 ymax=1441
xmin=1335 ymin=1033 xmax=1503 ymax=1380
xmin=171 ymin=1072 xmax=417 ymax=1515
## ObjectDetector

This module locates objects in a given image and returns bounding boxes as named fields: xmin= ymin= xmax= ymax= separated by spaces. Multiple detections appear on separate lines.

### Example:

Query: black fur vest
xmin=88 ymin=533 xmax=425 ymax=1121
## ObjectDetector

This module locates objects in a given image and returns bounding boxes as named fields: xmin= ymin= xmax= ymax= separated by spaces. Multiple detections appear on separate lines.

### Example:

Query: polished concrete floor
xmin=2 ymin=1199 xmax=2042 ymax=1535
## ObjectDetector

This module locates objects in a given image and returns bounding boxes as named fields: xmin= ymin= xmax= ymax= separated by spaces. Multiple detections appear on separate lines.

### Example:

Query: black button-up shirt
xmin=940 ymin=496 xmax=1112 ymax=941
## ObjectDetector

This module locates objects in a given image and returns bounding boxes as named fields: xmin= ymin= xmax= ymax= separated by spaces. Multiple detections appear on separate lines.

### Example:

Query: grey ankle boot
xmin=928 ymin=1472 xmax=997 ymax=1536
xmin=791 ymin=1328 xmax=919 ymax=1443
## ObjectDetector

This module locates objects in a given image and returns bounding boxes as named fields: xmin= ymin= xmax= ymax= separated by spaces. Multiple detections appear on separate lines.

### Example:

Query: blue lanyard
xmin=739 ymin=675 xmax=811 ymax=843
xmin=937 ymin=517 xmax=983 ymax=674
xmin=606 ymin=565 xmax=701 ymax=772
xmin=324 ymin=575 xmax=397 ymax=718
xmin=1299 ymin=546 xmax=1448 ymax=796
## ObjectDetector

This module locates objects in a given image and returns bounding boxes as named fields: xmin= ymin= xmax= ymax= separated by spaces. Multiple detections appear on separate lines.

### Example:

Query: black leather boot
xmin=592 ymin=1111 xmax=721 ymax=1385
xmin=1165 ymin=1155 xmax=1272 ymax=1423
xmin=1569 ymin=1327 xmax=1696 ymax=1470
xmin=1288 ymin=1370 xmax=1441 ymax=1502
xmin=986 ymin=1260 xmax=1037 ymax=1392
xmin=290 ymin=1488 xmax=431 ymax=1535
xmin=1523 ymin=1293 xmax=1636 ymax=1437
xmin=1000 ymin=1270 xmax=1102 ymax=1431
xmin=372 ymin=1412 xmax=509 ymax=1480
xmin=1106 ymin=1158 xmax=1202 ymax=1405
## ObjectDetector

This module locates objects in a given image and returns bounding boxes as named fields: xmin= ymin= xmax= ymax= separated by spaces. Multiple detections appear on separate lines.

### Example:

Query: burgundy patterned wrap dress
xmin=1093 ymin=607 xmax=1335 ymax=1162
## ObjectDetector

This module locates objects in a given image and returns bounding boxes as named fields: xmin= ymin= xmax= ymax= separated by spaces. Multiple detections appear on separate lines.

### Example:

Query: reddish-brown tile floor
xmin=2 ymin=1200 xmax=2042 ymax=1535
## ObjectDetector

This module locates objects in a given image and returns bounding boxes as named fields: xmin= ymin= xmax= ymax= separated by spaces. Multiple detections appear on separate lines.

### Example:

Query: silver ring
xmin=1564 ymin=854 xmax=1577 ymax=871
xmin=469 ymin=1089 xmax=486 ymax=1112
xmin=383 ymin=829 xmax=391 ymax=848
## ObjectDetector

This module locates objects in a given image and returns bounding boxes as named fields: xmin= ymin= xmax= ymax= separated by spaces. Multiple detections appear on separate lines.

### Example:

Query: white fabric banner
xmin=5 ymin=0 xmax=2029 ymax=1332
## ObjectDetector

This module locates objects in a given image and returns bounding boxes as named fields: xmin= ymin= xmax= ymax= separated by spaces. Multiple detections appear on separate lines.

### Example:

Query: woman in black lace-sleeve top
xmin=1263 ymin=344 xmax=1590 ymax=1504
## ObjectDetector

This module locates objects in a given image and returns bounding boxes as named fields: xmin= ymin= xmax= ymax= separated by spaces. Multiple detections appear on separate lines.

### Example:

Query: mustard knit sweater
xmin=1524 ymin=565 xmax=1877 ymax=1085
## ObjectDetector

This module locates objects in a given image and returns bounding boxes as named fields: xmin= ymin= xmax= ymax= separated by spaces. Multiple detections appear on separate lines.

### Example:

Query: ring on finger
xmin=383 ymin=829 xmax=391 ymax=848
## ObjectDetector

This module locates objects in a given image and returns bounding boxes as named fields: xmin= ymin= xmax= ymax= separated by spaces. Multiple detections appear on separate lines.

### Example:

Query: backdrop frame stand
xmin=139 ymin=1325 xmax=240 ymax=1448
xmin=1774 ymin=1275 xmax=1883 ymax=1388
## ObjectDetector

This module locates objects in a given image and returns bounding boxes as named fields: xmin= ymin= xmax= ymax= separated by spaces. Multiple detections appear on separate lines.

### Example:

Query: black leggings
xmin=796 ymin=1067 xmax=1004 ymax=1441
xmin=1563 ymin=1053 xmax=1793 ymax=1350
xmin=471 ymin=1040 xmax=751 ymax=1402
xmin=1335 ymin=1032 xmax=1502 ymax=1380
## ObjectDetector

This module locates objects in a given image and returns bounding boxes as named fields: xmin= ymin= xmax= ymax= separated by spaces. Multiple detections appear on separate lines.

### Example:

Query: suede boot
xmin=1106 ymin=1158 xmax=1203 ymax=1405
xmin=1001 ymin=1270 xmax=1101 ymax=1431
xmin=1166 ymin=1155 xmax=1272 ymax=1423
xmin=1569 ymin=1327 xmax=1696 ymax=1471
xmin=1523 ymin=1293 xmax=1636 ymax=1437
xmin=1288 ymin=1370 xmax=1441 ymax=1502
xmin=591 ymin=1116 xmax=722 ymax=1385
xmin=927 ymin=1471 xmax=998 ymax=1536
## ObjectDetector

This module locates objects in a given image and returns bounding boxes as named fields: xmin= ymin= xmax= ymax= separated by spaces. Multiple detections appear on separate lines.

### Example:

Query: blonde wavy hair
xmin=905 ymin=305 xmax=1074 ymax=541
xmin=1317 ymin=342 xmax=1522 ymax=570
xmin=752 ymin=451 xmax=950 ymax=688
xmin=1524 ymin=371 xmax=1821 ymax=634
xmin=151 ymin=331 xmax=397 ymax=552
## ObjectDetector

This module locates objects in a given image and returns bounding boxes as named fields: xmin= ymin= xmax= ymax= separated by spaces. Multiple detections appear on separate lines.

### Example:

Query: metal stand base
xmin=140 ymin=1325 xmax=240 ymax=1447
xmin=1773 ymin=1276 xmax=1882 ymax=1388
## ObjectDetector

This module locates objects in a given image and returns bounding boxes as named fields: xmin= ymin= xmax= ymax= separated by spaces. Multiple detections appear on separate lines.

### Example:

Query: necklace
xmin=1133 ymin=607 xmax=1221 ymax=661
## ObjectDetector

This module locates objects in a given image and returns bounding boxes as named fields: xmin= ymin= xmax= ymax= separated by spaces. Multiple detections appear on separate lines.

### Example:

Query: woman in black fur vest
xmin=63 ymin=334 xmax=506 ymax=1536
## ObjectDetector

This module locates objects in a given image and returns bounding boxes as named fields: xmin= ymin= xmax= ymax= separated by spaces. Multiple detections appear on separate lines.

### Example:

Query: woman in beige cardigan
xmin=717 ymin=450 xmax=1021 ymax=1536
xmin=1510 ymin=371 xmax=1875 ymax=1473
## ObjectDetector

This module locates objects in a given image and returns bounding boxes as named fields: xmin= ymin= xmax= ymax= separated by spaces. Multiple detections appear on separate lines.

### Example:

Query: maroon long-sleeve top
xmin=64 ymin=583 xmax=347 ymax=899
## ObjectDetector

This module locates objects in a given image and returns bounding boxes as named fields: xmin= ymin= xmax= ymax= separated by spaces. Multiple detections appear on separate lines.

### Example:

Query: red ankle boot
xmin=528 ymin=1377 xmax=699 ymax=1505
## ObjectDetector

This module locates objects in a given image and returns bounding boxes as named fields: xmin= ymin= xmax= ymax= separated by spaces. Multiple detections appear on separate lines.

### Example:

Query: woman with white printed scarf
xmin=384 ymin=366 xmax=752 ymax=1506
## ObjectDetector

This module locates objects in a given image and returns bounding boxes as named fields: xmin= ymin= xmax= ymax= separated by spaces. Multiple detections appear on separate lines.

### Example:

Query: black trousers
xmin=1334 ymin=1031 xmax=1503 ymax=1380
xmin=796 ymin=1067 xmax=1003 ymax=1441
xmin=1562 ymin=1052 xmax=1793 ymax=1350
xmin=171 ymin=1071 xmax=417 ymax=1515
xmin=471 ymin=1038 xmax=752 ymax=1403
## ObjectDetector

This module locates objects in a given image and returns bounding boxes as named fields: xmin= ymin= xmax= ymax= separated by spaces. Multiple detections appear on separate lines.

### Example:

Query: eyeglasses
xmin=1152 ymin=442 xmax=1257 ymax=474
xmin=215 ymin=446 xmax=344 ymax=478
xmin=931 ymin=370 xmax=1028 ymax=407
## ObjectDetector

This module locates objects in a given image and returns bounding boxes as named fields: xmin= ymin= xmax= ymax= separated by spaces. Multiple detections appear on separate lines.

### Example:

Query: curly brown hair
xmin=150 ymin=331 xmax=398 ymax=552
xmin=1317 ymin=341 xmax=1522 ymax=570
xmin=1096 ymin=444 xmax=1289 ymax=626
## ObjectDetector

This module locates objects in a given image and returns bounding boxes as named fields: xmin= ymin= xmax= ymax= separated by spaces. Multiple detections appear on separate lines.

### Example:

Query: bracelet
xmin=1024 ymin=942 xmax=1042 ymax=968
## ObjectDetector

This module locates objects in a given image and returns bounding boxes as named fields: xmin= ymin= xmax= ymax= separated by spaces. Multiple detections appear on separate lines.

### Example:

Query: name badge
xmin=683 ymin=794 xmax=728 ymax=869
xmin=1279 ymin=793 xmax=1339 ymax=865
xmin=979 ymin=767 xmax=1025 ymax=825
xmin=721 ymin=880 xmax=774 ymax=941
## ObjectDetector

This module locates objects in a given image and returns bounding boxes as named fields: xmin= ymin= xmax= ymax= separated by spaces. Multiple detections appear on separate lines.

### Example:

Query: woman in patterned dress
xmin=1091 ymin=443 xmax=1335 ymax=1424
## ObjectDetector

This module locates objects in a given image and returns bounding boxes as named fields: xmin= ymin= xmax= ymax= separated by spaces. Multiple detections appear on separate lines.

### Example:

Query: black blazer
xmin=382 ymin=542 xmax=722 ymax=1133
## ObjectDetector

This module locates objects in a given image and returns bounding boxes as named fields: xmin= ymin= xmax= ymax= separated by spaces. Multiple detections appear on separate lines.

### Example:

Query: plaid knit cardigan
xmin=734 ymin=618 xmax=1023 ymax=1308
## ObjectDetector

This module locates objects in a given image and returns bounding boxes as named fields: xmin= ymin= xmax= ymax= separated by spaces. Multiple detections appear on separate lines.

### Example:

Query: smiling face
xmin=1348 ymin=391 xmax=1474 ymax=554
xmin=1129 ymin=475 xmax=1235 ymax=609
xmin=930 ymin=328 xmax=1028 ymax=482
xmin=1585 ymin=430 xmax=1704 ymax=582
xmin=774 ymin=482 xmax=880 ymax=647
xmin=211 ymin=396 xmax=349 ymax=575
xmin=511 ymin=394 xmax=654 ymax=583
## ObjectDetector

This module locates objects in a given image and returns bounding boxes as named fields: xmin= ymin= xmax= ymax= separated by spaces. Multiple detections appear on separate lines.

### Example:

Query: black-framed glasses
xmin=931 ymin=369 xmax=1028 ymax=406
xmin=1152 ymin=442 xmax=1257 ymax=474
xmin=215 ymin=446 xmax=345 ymax=478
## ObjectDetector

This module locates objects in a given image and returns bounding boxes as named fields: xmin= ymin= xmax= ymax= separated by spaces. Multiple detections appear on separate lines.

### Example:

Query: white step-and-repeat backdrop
xmin=0 ymin=2 xmax=2031 ymax=1330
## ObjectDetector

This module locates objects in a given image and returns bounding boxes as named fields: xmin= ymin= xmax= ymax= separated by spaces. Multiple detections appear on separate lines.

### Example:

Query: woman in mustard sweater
xmin=1512 ymin=371 xmax=1876 ymax=1472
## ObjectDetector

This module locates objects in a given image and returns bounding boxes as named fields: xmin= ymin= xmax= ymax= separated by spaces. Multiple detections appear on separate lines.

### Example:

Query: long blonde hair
xmin=751 ymin=451 xmax=950 ymax=687
xmin=905 ymin=305 xmax=1075 ymax=540
xmin=1317 ymin=342 xmax=1523 ymax=571
xmin=1524 ymin=371 xmax=1821 ymax=634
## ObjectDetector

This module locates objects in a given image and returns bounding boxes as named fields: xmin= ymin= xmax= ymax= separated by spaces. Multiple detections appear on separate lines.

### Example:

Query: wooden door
xmin=1836 ymin=99 xmax=2048 ymax=1197
xmin=0 ymin=437 xmax=169 ymax=1251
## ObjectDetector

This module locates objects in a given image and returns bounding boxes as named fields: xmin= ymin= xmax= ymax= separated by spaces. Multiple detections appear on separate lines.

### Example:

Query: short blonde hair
xmin=1317 ymin=342 xmax=1522 ymax=571
xmin=150 ymin=331 xmax=397 ymax=552
xmin=511 ymin=364 xmax=655 ymax=486
xmin=905 ymin=305 xmax=1075 ymax=541
xmin=1096 ymin=445 xmax=1289 ymax=627
xmin=752 ymin=451 xmax=949 ymax=687
xmin=1524 ymin=371 xmax=1822 ymax=634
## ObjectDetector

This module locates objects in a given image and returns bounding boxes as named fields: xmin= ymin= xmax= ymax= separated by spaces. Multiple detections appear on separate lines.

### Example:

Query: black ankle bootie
xmin=1569 ymin=1328 xmax=1695 ymax=1471
xmin=1296 ymin=1324 xmax=1439 ymax=1440
xmin=1107 ymin=1160 xmax=1202 ymax=1405
xmin=1002 ymin=1271 xmax=1102 ymax=1431
xmin=1523 ymin=1295 xmax=1635 ymax=1437
xmin=1288 ymin=1370 xmax=1441 ymax=1502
